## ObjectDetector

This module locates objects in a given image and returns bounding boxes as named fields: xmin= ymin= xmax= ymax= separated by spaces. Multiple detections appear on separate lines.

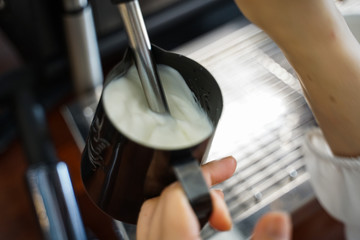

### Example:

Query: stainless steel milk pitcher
xmin=81 ymin=45 xmax=223 ymax=226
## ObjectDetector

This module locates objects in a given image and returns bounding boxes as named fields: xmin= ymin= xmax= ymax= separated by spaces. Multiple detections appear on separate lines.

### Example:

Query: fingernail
xmin=213 ymin=189 xmax=224 ymax=199
xmin=218 ymin=200 xmax=232 ymax=231
xmin=210 ymin=189 xmax=232 ymax=231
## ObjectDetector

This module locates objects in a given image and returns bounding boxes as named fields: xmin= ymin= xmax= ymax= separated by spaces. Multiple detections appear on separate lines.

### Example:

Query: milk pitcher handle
xmin=172 ymin=156 xmax=212 ymax=227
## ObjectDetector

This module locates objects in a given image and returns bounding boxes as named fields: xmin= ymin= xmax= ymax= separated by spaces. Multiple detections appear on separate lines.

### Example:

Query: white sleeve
xmin=303 ymin=128 xmax=360 ymax=240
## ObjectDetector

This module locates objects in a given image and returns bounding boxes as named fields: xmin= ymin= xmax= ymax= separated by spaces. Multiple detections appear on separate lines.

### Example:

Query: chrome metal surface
xmin=63 ymin=2 xmax=103 ymax=96
xmin=63 ymin=0 xmax=88 ymax=11
xmin=118 ymin=0 xmax=169 ymax=114
xmin=62 ymin=87 xmax=101 ymax=150
xmin=27 ymin=162 xmax=87 ymax=240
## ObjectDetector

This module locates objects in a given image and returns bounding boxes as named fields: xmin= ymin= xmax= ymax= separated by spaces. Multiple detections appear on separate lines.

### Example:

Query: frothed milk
xmin=103 ymin=64 xmax=213 ymax=149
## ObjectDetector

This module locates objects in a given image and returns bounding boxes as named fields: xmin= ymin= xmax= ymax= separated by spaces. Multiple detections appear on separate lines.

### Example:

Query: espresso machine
xmin=0 ymin=0 xmax=240 ymax=239
xmin=1 ymin=0 xmax=358 ymax=239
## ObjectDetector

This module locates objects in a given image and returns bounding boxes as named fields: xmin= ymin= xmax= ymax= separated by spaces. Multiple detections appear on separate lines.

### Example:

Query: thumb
xmin=252 ymin=212 xmax=292 ymax=240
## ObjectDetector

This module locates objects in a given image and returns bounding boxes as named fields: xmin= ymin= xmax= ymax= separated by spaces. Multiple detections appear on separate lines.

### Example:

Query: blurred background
xmin=0 ymin=0 xmax=355 ymax=239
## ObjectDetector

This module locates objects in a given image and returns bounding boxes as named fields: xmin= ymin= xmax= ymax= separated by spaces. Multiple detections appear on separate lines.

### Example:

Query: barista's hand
xmin=137 ymin=156 xmax=292 ymax=240
xmin=137 ymin=157 xmax=235 ymax=240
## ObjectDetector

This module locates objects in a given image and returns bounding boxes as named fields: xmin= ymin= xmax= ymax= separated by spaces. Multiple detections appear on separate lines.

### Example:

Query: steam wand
xmin=115 ymin=0 xmax=170 ymax=114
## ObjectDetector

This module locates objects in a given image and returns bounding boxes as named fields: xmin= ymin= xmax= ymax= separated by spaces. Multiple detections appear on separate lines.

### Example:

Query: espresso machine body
xmin=0 ymin=0 xmax=240 ymax=239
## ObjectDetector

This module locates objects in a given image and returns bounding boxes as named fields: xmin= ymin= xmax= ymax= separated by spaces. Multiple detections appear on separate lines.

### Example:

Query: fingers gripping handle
xmin=172 ymin=159 xmax=213 ymax=227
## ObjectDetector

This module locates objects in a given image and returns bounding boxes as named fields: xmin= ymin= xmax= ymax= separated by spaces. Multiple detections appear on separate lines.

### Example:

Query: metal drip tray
xmin=175 ymin=1 xmax=360 ymax=238
xmin=174 ymin=21 xmax=316 ymax=240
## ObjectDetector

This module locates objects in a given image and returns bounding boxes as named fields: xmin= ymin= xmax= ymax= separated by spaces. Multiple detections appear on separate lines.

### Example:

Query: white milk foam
xmin=103 ymin=64 xmax=213 ymax=149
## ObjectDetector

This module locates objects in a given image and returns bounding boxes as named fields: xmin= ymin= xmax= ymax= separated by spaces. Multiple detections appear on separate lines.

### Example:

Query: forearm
xmin=235 ymin=0 xmax=360 ymax=157
xmin=276 ymin=7 xmax=360 ymax=157
xmin=285 ymin=30 xmax=360 ymax=157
